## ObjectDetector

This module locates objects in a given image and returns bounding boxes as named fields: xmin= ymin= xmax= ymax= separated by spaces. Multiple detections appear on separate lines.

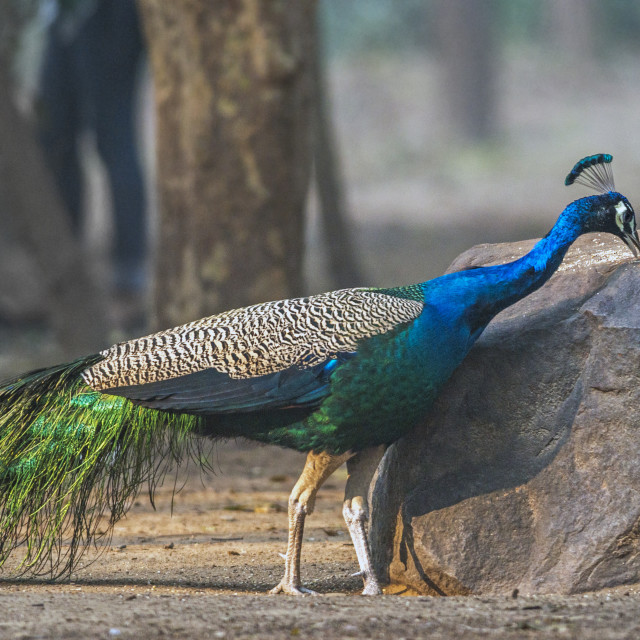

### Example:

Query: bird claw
xmin=269 ymin=581 xmax=318 ymax=596
xmin=361 ymin=581 xmax=383 ymax=596
xmin=350 ymin=569 xmax=382 ymax=595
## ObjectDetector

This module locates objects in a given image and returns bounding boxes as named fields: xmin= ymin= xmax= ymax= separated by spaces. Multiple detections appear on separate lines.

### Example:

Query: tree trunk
xmin=436 ymin=0 xmax=498 ymax=142
xmin=312 ymin=28 xmax=364 ymax=289
xmin=138 ymin=0 xmax=315 ymax=329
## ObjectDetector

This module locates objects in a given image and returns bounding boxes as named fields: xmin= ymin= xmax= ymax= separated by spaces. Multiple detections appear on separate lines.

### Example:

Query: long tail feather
xmin=0 ymin=356 xmax=206 ymax=577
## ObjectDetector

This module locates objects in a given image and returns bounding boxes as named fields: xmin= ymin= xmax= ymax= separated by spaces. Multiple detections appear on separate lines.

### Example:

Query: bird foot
xmin=351 ymin=570 xmax=382 ymax=595
xmin=269 ymin=581 xmax=318 ymax=596
xmin=361 ymin=580 xmax=383 ymax=596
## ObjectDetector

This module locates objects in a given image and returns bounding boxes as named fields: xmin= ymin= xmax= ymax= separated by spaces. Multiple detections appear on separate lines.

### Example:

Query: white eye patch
xmin=614 ymin=201 xmax=634 ymax=231
xmin=615 ymin=201 xmax=628 ymax=216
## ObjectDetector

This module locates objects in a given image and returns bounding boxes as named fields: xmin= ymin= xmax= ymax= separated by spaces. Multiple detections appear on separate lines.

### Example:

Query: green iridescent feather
xmin=0 ymin=355 xmax=207 ymax=577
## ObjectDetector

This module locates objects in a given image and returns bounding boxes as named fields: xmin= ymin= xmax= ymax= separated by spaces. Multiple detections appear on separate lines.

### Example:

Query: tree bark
xmin=138 ymin=0 xmax=315 ymax=329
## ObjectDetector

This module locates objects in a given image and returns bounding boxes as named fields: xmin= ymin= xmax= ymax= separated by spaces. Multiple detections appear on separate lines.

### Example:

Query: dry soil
xmin=1 ymin=440 xmax=640 ymax=639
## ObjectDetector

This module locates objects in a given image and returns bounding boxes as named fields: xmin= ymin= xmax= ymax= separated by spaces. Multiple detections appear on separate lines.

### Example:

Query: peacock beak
xmin=622 ymin=229 xmax=640 ymax=257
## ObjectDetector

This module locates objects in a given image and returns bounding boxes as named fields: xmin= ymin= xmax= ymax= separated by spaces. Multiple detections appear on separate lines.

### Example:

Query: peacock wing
xmin=81 ymin=289 xmax=423 ymax=414
xmin=93 ymin=353 xmax=353 ymax=414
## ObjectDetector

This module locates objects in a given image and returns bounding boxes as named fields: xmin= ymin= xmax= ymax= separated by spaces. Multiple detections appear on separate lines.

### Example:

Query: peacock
xmin=0 ymin=155 xmax=637 ymax=596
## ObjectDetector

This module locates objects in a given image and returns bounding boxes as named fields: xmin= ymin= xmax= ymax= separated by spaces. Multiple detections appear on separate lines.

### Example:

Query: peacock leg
xmin=270 ymin=449 xmax=351 ymax=595
xmin=342 ymin=445 xmax=386 ymax=595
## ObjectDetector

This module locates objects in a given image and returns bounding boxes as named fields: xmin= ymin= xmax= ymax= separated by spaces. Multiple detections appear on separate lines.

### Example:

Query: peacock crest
xmin=564 ymin=153 xmax=615 ymax=194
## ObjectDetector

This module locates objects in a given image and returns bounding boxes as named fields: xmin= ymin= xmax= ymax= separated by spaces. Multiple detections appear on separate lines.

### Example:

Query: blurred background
xmin=1 ymin=0 xmax=640 ymax=375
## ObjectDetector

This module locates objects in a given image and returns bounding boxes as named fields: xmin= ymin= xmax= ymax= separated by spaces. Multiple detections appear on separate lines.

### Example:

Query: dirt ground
xmin=0 ymin=440 xmax=638 ymax=640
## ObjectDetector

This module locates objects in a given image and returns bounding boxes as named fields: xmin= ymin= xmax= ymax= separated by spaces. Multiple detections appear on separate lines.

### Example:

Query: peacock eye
xmin=614 ymin=201 xmax=633 ymax=226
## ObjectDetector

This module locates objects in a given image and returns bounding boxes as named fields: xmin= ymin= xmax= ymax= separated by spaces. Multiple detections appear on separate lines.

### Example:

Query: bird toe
xmin=361 ymin=581 xmax=383 ymax=596
xmin=270 ymin=581 xmax=318 ymax=596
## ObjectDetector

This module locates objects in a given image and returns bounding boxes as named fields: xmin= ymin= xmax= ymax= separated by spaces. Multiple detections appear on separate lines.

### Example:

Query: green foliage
xmin=592 ymin=0 xmax=640 ymax=56
xmin=0 ymin=357 xmax=207 ymax=577
xmin=320 ymin=0 xmax=434 ymax=58
xmin=495 ymin=0 xmax=546 ymax=44
xmin=320 ymin=0 xmax=640 ymax=59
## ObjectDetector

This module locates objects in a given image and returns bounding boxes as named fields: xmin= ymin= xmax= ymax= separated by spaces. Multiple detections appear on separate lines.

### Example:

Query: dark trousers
xmin=38 ymin=0 xmax=146 ymax=291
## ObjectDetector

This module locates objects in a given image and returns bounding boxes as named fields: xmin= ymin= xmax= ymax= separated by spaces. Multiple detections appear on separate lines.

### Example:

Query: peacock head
xmin=565 ymin=154 xmax=640 ymax=256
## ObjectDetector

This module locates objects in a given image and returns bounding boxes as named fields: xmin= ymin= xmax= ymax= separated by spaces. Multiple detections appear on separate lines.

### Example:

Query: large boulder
xmin=370 ymin=233 xmax=640 ymax=596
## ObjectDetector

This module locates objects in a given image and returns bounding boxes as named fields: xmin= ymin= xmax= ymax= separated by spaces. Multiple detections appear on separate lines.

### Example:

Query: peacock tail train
xmin=0 ymin=355 xmax=207 ymax=577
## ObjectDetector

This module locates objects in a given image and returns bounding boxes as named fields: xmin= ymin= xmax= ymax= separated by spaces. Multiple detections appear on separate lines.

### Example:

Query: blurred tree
xmin=313 ymin=26 xmax=364 ymax=289
xmin=0 ymin=1 xmax=107 ymax=357
xmin=546 ymin=0 xmax=593 ymax=61
xmin=436 ymin=0 xmax=498 ymax=142
xmin=138 ymin=0 xmax=315 ymax=329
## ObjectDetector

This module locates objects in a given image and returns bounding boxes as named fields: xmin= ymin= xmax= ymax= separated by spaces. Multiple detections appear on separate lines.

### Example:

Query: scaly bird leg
xmin=270 ymin=449 xmax=351 ymax=595
xmin=343 ymin=445 xmax=386 ymax=595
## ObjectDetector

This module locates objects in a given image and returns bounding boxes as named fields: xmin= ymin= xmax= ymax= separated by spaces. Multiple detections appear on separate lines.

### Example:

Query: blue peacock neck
xmin=471 ymin=203 xmax=584 ymax=321
xmin=423 ymin=201 xmax=586 ymax=331
xmin=513 ymin=204 xmax=581 ymax=283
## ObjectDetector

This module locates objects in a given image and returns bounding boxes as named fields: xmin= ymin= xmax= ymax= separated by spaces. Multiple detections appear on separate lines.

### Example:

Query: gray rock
xmin=370 ymin=232 xmax=640 ymax=596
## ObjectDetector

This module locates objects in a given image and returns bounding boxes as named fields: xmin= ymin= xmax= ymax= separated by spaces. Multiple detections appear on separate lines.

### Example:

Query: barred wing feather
xmin=82 ymin=289 xmax=423 ymax=413
xmin=101 ymin=354 xmax=356 ymax=414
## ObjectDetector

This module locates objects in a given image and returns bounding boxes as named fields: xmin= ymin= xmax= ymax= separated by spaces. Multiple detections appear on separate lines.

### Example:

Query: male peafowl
xmin=0 ymin=154 xmax=637 ymax=595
